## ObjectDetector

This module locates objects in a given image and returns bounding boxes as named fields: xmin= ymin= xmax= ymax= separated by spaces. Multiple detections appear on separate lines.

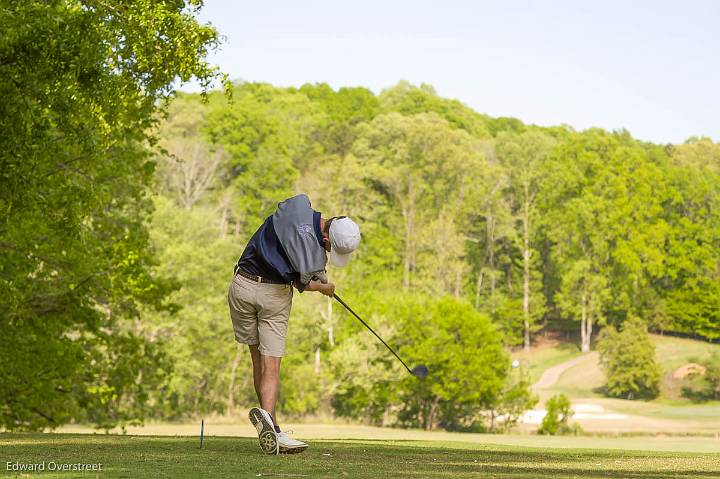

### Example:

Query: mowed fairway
xmin=2 ymin=433 xmax=719 ymax=479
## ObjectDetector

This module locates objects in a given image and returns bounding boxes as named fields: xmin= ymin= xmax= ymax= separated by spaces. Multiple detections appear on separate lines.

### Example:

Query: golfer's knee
xmin=260 ymin=356 xmax=281 ymax=378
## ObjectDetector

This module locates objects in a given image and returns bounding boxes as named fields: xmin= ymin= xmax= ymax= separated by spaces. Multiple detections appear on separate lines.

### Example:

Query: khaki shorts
xmin=227 ymin=274 xmax=293 ymax=357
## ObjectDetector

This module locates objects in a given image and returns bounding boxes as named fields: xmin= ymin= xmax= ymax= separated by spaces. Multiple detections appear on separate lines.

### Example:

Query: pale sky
xmin=185 ymin=0 xmax=720 ymax=145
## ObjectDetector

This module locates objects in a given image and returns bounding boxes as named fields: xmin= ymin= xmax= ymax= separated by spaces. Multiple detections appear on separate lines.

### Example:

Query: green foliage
xmin=538 ymin=394 xmax=580 ymax=435
xmin=491 ymin=368 xmax=539 ymax=432
xmin=0 ymin=0 xmax=224 ymax=430
xmin=8 ymin=25 xmax=720 ymax=435
xmin=379 ymin=81 xmax=491 ymax=138
xmin=682 ymin=352 xmax=720 ymax=402
xmin=140 ymin=197 xmax=240 ymax=418
xmin=350 ymin=111 xmax=482 ymax=293
xmin=660 ymin=138 xmax=720 ymax=340
xmin=543 ymin=129 xmax=670 ymax=351
xmin=142 ymin=81 xmax=720 ymax=426
xmin=299 ymin=83 xmax=379 ymax=125
xmin=203 ymin=83 xmax=327 ymax=228
xmin=597 ymin=317 xmax=661 ymax=400
xmin=385 ymin=296 xmax=510 ymax=431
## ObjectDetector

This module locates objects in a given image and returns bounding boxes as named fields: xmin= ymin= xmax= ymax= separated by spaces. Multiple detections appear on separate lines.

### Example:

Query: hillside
xmin=514 ymin=334 xmax=720 ymax=434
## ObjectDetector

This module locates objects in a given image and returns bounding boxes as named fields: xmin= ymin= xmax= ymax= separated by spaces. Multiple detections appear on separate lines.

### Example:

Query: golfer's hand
xmin=319 ymin=282 xmax=335 ymax=297
xmin=307 ymin=280 xmax=335 ymax=297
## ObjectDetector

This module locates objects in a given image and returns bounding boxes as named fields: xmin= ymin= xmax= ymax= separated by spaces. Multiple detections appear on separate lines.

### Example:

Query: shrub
xmin=682 ymin=352 xmax=720 ymax=402
xmin=597 ymin=317 xmax=661 ymax=400
xmin=538 ymin=394 xmax=580 ymax=435
xmin=491 ymin=368 xmax=539 ymax=432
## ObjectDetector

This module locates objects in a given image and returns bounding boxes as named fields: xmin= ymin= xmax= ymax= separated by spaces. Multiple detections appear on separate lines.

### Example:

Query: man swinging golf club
xmin=227 ymin=194 xmax=361 ymax=455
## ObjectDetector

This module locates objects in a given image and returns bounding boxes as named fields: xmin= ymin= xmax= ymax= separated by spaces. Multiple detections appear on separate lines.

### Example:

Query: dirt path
xmin=532 ymin=352 xmax=599 ymax=389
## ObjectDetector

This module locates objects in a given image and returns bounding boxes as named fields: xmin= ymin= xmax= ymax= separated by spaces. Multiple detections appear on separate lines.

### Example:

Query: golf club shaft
xmin=332 ymin=293 xmax=414 ymax=375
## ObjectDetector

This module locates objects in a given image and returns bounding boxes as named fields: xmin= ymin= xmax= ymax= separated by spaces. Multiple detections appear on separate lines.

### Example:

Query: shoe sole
xmin=279 ymin=445 xmax=309 ymax=455
xmin=248 ymin=408 xmax=278 ymax=455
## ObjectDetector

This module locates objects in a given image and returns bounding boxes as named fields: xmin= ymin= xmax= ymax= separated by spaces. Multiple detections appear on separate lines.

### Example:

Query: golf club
xmin=333 ymin=293 xmax=429 ymax=379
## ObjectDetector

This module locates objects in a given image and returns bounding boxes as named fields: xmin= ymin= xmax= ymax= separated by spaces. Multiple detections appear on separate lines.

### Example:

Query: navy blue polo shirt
xmin=236 ymin=211 xmax=323 ymax=292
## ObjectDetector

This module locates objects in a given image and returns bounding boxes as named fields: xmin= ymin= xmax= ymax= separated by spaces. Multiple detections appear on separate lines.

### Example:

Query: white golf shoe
xmin=248 ymin=407 xmax=278 ymax=455
xmin=277 ymin=431 xmax=308 ymax=454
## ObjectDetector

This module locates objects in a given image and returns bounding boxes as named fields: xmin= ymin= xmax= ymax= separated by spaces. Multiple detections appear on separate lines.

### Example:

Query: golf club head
xmin=411 ymin=365 xmax=429 ymax=378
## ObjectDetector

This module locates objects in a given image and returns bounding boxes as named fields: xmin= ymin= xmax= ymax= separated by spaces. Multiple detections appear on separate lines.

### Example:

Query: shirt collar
xmin=313 ymin=211 xmax=324 ymax=246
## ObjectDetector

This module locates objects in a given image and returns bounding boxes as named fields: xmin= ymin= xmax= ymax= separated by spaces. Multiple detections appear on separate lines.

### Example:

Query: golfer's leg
xmin=257 ymin=282 xmax=292 ymax=427
xmin=248 ymin=344 xmax=262 ymax=403
xmin=228 ymin=275 xmax=263 ymax=408
xmin=259 ymin=354 xmax=282 ymax=425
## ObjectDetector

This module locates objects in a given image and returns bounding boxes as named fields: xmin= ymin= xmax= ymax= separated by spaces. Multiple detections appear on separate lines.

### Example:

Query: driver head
xmin=411 ymin=365 xmax=429 ymax=378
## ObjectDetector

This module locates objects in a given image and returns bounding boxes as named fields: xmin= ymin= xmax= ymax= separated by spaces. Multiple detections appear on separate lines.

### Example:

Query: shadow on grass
xmin=1 ymin=434 xmax=718 ymax=479
xmin=323 ymin=439 xmax=719 ymax=478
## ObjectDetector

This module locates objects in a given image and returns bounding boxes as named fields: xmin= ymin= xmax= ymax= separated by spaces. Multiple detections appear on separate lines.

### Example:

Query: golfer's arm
xmin=290 ymin=278 xmax=317 ymax=293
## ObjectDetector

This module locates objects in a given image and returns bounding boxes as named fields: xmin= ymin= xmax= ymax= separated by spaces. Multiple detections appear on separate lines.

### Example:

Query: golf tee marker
xmin=200 ymin=419 xmax=204 ymax=449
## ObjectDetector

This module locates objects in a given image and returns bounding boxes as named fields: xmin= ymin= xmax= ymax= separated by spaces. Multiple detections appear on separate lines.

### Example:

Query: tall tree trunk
xmin=523 ymin=192 xmax=531 ymax=353
xmin=487 ymin=214 xmax=496 ymax=314
xmin=219 ymin=204 xmax=228 ymax=236
xmin=382 ymin=406 xmax=391 ymax=427
xmin=580 ymin=291 xmax=590 ymax=353
xmin=425 ymin=399 xmax=439 ymax=430
xmin=585 ymin=307 xmax=593 ymax=352
xmin=402 ymin=181 xmax=416 ymax=291
xmin=454 ymin=266 xmax=462 ymax=299
xmin=314 ymin=348 xmax=321 ymax=374
xmin=475 ymin=271 xmax=484 ymax=309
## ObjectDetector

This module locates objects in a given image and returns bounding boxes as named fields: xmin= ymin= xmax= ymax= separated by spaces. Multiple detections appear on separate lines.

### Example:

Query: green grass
xmin=653 ymin=335 xmax=720 ymax=371
xmin=544 ymin=334 xmax=720 ymax=400
xmin=569 ymin=396 xmax=720 ymax=420
xmin=2 ymin=433 xmax=719 ymax=479
xmin=513 ymin=340 xmax=582 ymax=384
xmin=526 ymin=334 xmax=720 ymax=433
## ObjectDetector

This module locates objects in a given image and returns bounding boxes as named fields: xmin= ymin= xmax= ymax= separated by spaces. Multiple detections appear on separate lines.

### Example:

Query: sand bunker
xmin=672 ymin=363 xmax=706 ymax=379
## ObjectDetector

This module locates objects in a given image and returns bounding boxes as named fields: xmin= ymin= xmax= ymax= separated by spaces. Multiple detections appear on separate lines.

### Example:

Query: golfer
xmin=227 ymin=194 xmax=361 ymax=454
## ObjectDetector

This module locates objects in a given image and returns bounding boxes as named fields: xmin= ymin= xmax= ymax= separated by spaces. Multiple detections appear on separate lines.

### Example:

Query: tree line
xmin=139 ymin=81 xmax=719 ymax=429
xmin=2 ymin=1 xmax=718 ymax=432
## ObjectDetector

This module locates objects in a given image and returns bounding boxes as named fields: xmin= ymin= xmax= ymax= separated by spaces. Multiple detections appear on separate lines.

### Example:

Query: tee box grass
xmin=2 ymin=433 xmax=719 ymax=479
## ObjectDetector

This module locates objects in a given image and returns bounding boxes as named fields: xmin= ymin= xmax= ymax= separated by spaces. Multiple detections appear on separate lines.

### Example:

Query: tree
xmin=379 ymin=81 xmax=490 ymax=138
xmin=0 ymin=0 xmax=225 ymax=430
xmin=155 ymin=95 xmax=225 ymax=211
xmin=351 ymin=112 xmax=483 ymax=294
xmin=543 ymin=130 xmax=668 ymax=352
xmin=105 ymin=78 xmax=720 ymax=426
xmin=538 ymin=394 xmax=579 ymax=435
xmin=393 ymin=296 xmax=512 ymax=431
xmin=597 ymin=317 xmax=661 ymax=400
xmin=496 ymin=131 xmax=555 ymax=351
xmin=204 ymin=83 xmax=326 ymax=230
xmin=660 ymin=139 xmax=720 ymax=340
xmin=139 ymin=197 xmax=242 ymax=419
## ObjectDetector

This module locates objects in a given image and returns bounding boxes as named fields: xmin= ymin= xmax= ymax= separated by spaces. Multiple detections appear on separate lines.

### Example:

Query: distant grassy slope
xmin=2 ymin=433 xmax=718 ymax=479
xmin=546 ymin=334 xmax=720 ymax=399
xmin=527 ymin=334 xmax=720 ymax=428
xmin=654 ymin=334 xmax=720 ymax=370
xmin=512 ymin=337 xmax=583 ymax=384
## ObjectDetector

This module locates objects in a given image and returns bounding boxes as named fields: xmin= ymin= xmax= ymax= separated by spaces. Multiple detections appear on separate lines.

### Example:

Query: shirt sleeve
xmin=294 ymin=270 xmax=326 ymax=293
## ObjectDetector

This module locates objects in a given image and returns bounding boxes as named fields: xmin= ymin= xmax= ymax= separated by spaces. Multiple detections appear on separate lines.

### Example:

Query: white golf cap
xmin=328 ymin=217 xmax=361 ymax=267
